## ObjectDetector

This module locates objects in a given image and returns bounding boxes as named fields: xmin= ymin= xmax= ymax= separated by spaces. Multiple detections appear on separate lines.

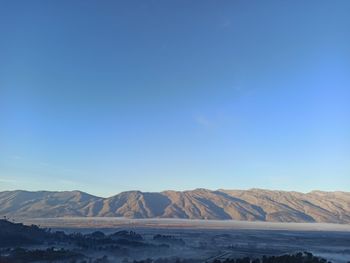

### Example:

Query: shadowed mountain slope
xmin=0 ymin=190 xmax=101 ymax=218
xmin=1 ymin=189 xmax=349 ymax=223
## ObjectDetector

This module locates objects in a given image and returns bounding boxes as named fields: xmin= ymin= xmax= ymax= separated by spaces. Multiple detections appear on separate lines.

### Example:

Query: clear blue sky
xmin=0 ymin=1 xmax=349 ymax=197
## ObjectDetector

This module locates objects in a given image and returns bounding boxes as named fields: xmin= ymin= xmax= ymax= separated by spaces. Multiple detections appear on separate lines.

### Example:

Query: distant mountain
xmin=1 ymin=189 xmax=350 ymax=223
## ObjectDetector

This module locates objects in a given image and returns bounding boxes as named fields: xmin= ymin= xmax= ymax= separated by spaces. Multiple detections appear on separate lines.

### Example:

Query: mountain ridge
xmin=1 ymin=188 xmax=349 ymax=224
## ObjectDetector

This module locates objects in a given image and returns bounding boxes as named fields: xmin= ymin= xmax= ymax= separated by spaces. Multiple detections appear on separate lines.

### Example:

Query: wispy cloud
xmin=39 ymin=161 xmax=50 ymax=167
xmin=58 ymin=179 xmax=79 ymax=186
xmin=10 ymin=155 xmax=22 ymax=160
xmin=194 ymin=115 xmax=214 ymax=128
xmin=0 ymin=178 xmax=17 ymax=184
xmin=219 ymin=18 xmax=231 ymax=28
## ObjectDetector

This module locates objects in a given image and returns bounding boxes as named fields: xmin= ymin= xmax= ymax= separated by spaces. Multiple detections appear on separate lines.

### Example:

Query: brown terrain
xmin=0 ymin=188 xmax=349 ymax=223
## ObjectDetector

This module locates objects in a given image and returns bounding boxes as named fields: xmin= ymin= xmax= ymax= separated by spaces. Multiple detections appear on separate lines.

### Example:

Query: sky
xmin=0 ymin=1 xmax=349 ymax=197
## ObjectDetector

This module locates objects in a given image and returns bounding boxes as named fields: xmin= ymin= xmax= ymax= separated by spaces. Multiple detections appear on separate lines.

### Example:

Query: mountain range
xmin=1 ymin=188 xmax=349 ymax=223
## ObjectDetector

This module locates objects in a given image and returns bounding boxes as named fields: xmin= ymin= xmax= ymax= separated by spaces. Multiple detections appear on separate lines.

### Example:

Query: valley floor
xmin=22 ymin=217 xmax=350 ymax=231
xmin=16 ymin=218 xmax=350 ymax=263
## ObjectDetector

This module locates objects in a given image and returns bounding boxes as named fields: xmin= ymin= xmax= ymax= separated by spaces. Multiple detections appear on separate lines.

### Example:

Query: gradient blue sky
xmin=0 ymin=1 xmax=349 ymax=197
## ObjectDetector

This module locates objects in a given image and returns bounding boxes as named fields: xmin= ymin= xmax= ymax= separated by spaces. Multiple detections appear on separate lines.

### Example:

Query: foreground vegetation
xmin=0 ymin=219 xmax=347 ymax=263
xmin=0 ymin=250 xmax=335 ymax=263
